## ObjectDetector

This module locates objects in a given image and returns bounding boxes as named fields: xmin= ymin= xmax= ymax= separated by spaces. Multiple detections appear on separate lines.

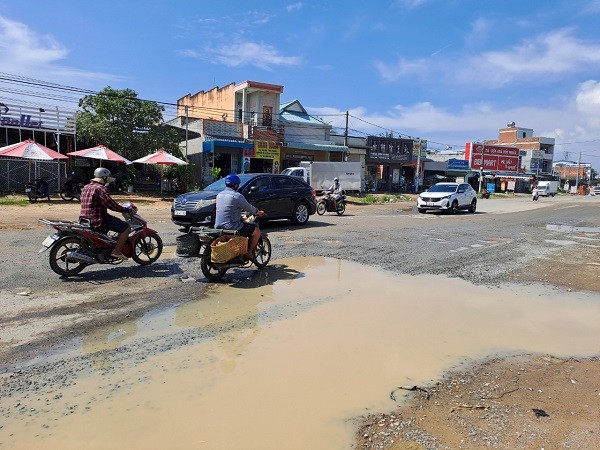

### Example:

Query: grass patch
xmin=349 ymin=193 xmax=415 ymax=204
xmin=0 ymin=196 xmax=30 ymax=206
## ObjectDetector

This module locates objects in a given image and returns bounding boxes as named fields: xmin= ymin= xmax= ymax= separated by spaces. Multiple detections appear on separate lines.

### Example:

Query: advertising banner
xmin=466 ymin=142 xmax=519 ymax=173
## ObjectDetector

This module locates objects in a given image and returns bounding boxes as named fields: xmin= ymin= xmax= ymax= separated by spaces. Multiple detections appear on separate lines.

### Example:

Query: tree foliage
xmin=76 ymin=87 xmax=183 ymax=160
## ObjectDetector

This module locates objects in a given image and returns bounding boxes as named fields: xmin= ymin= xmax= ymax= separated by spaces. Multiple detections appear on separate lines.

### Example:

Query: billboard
xmin=465 ymin=142 xmax=519 ymax=173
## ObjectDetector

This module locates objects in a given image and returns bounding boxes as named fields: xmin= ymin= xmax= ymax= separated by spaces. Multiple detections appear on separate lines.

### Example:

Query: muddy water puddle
xmin=3 ymin=257 xmax=600 ymax=449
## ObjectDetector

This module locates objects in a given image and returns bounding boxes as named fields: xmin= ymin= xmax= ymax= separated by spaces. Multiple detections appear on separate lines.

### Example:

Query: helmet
xmin=334 ymin=177 xmax=339 ymax=182
xmin=93 ymin=167 xmax=115 ymax=184
xmin=94 ymin=167 xmax=112 ymax=178
xmin=224 ymin=174 xmax=241 ymax=187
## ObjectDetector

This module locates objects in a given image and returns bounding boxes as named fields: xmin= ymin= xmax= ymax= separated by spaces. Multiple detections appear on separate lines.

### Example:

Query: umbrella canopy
xmin=67 ymin=145 xmax=132 ymax=165
xmin=132 ymin=150 xmax=187 ymax=166
xmin=0 ymin=139 xmax=68 ymax=160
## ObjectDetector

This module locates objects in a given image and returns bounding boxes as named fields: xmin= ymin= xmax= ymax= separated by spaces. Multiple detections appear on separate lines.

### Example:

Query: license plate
xmin=426 ymin=202 xmax=434 ymax=206
xmin=174 ymin=210 xmax=187 ymax=216
xmin=25 ymin=188 xmax=31 ymax=193
xmin=39 ymin=234 xmax=60 ymax=252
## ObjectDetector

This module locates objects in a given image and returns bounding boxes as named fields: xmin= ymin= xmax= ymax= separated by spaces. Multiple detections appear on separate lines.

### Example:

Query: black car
xmin=171 ymin=173 xmax=317 ymax=229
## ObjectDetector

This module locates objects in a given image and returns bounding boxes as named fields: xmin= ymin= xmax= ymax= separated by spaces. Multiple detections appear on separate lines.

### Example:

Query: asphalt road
xmin=1 ymin=194 xmax=598 ymax=365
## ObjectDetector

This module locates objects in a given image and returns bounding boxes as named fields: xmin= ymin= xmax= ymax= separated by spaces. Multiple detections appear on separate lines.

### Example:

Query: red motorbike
xmin=39 ymin=203 xmax=163 ymax=277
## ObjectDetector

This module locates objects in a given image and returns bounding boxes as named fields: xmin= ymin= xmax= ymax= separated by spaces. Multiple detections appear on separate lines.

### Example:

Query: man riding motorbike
xmin=215 ymin=174 xmax=265 ymax=260
xmin=79 ymin=167 xmax=136 ymax=260
xmin=327 ymin=177 xmax=343 ymax=210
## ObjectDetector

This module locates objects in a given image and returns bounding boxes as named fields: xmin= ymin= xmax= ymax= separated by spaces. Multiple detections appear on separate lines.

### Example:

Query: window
xmin=273 ymin=176 xmax=303 ymax=189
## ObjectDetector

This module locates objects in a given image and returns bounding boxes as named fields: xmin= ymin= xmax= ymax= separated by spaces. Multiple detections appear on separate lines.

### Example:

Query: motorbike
xmin=532 ymin=188 xmax=539 ymax=201
xmin=25 ymin=176 xmax=50 ymax=202
xmin=39 ymin=203 xmax=163 ymax=277
xmin=59 ymin=179 xmax=83 ymax=201
xmin=317 ymin=190 xmax=346 ymax=215
xmin=176 ymin=216 xmax=271 ymax=282
xmin=481 ymin=188 xmax=490 ymax=199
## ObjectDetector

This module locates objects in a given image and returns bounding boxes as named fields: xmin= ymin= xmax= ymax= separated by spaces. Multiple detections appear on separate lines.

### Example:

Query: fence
xmin=0 ymin=158 xmax=67 ymax=194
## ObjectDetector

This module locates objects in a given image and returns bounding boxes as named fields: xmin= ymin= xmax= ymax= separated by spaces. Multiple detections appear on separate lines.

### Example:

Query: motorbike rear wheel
xmin=252 ymin=236 xmax=272 ymax=268
xmin=316 ymin=201 xmax=326 ymax=215
xmin=60 ymin=189 xmax=75 ymax=201
xmin=49 ymin=237 xmax=87 ymax=277
xmin=336 ymin=201 xmax=346 ymax=215
xmin=200 ymin=244 xmax=228 ymax=281
xmin=28 ymin=192 xmax=38 ymax=203
xmin=131 ymin=234 xmax=163 ymax=265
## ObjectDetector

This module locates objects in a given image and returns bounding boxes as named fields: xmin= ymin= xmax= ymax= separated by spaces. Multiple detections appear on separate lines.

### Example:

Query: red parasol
xmin=132 ymin=150 xmax=187 ymax=166
xmin=67 ymin=145 xmax=132 ymax=165
xmin=0 ymin=139 xmax=68 ymax=160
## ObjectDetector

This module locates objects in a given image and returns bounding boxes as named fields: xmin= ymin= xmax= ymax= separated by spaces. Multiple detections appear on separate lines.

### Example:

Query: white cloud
xmin=375 ymin=28 xmax=600 ymax=88
xmin=393 ymin=0 xmax=431 ymax=9
xmin=0 ymin=15 xmax=122 ymax=91
xmin=286 ymin=2 xmax=304 ymax=12
xmin=210 ymin=41 xmax=303 ymax=70
xmin=373 ymin=57 xmax=427 ymax=82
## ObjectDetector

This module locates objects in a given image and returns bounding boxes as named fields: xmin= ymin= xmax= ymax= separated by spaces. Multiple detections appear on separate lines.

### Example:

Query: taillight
xmin=311 ymin=189 xmax=316 ymax=197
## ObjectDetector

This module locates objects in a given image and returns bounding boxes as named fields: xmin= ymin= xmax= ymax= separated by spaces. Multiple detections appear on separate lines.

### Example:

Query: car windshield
xmin=201 ymin=174 xmax=255 ymax=191
xmin=426 ymin=184 xmax=458 ymax=193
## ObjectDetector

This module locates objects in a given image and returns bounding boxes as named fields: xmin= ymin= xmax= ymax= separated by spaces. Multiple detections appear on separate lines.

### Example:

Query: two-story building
xmin=174 ymin=80 xmax=348 ymax=186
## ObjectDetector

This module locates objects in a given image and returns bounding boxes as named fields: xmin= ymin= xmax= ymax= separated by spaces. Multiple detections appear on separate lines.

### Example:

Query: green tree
xmin=76 ymin=87 xmax=182 ymax=160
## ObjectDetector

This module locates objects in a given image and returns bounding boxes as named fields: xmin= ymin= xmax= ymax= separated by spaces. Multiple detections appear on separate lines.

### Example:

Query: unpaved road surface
xmin=1 ymin=193 xmax=599 ymax=449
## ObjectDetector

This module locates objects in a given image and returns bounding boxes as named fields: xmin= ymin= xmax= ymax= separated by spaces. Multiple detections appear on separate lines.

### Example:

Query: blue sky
xmin=1 ymin=0 xmax=600 ymax=170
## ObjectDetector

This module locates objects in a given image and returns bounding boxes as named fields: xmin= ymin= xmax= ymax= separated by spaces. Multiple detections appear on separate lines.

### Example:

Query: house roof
xmin=279 ymin=99 xmax=328 ymax=126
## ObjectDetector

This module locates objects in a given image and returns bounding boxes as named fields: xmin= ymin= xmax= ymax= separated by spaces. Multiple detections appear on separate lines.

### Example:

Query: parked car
xmin=590 ymin=186 xmax=600 ymax=196
xmin=416 ymin=182 xmax=477 ymax=214
xmin=171 ymin=173 xmax=317 ymax=229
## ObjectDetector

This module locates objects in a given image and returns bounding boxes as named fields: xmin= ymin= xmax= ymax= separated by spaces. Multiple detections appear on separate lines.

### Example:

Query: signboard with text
xmin=366 ymin=137 xmax=413 ymax=162
xmin=465 ymin=142 xmax=519 ymax=173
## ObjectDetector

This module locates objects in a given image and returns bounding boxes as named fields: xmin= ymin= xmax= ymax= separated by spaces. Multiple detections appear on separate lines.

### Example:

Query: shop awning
xmin=203 ymin=140 xmax=255 ymax=153
xmin=284 ymin=141 xmax=348 ymax=152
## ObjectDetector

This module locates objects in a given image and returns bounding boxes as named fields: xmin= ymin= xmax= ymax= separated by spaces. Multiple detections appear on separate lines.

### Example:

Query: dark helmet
xmin=224 ymin=174 xmax=241 ymax=187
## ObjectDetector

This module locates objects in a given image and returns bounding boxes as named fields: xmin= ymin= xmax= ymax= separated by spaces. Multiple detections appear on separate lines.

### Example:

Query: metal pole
xmin=478 ymin=144 xmax=485 ymax=193
xmin=414 ymin=138 xmax=421 ymax=193
xmin=575 ymin=151 xmax=581 ymax=194
xmin=184 ymin=105 xmax=189 ymax=161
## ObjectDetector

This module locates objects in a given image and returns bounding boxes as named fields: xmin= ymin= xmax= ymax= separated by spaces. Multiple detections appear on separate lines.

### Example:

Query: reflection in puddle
xmin=546 ymin=224 xmax=600 ymax=234
xmin=3 ymin=257 xmax=600 ymax=450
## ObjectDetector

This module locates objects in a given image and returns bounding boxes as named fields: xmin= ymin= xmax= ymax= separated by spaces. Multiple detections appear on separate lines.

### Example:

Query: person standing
xmin=79 ymin=168 xmax=135 ymax=260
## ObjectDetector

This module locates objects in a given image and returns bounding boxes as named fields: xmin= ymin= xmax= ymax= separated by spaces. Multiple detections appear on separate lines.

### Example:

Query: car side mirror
xmin=249 ymin=186 xmax=258 ymax=193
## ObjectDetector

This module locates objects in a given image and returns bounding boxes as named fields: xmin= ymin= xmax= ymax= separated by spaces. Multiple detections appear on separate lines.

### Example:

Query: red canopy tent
xmin=67 ymin=145 xmax=132 ymax=165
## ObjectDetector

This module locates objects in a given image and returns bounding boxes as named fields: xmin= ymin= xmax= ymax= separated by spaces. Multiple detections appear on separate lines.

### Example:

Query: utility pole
xmin=478 ymin=144 xmax=485 ymax=193
xmin=414 ymin=138 xmax=421 ymax=193
xmin=344 ymin=111 xmax=349 ymax=162
xmin=184 ymin=105 xmax=189 ymax=161
xmin=575 ymin=151 xmax=581 ymax=194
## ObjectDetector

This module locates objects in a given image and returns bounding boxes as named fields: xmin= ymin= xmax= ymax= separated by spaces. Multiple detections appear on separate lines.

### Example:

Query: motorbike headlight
xmin=194 ymin=199 xmax=216 ymax=210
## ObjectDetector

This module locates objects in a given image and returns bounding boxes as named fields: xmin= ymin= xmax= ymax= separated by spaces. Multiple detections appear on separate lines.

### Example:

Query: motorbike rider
xmin=327 ymin=177 xmax=343 ymax=210
xmin=532 ymin=185 xmax=539 ymax=201
xmin=79 ymin=167 xmax=136 ymax=260
xmin=215 ymin=174 xmax=265 ymax=260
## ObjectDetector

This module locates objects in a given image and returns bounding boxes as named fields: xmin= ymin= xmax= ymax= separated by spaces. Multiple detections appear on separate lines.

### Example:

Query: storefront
xmin=280 ymin=142 xmax=348 ymax=170
xmin=365 ymin=137 xmax=414 ymax=191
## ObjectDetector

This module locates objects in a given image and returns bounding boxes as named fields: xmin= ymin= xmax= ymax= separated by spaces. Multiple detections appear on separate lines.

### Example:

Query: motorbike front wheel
xmin=316 ymin=201 xmax=326 ymax=215
xmin=131 ymin=234 xmax=163 ymax=265
xmin=60 ymin=189 xmax=75 ymax=201
xmin=336 ymin=201 xmax=346 ymax=215
xmin=49 ymin=237 xmax=87 ymax=277
xmin=200 ymin=245 xmax=228 ymax=281
xmin=252 ymin=236 xmax=272 ymax=268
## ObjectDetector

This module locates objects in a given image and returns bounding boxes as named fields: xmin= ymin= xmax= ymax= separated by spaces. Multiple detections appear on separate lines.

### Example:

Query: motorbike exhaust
xmin=65 ymin=251 xmax=96 ymax=264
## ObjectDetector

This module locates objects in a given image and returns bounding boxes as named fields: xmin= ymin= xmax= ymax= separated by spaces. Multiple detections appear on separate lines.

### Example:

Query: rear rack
xmin=188 ymin=226 xmax=239 ymax=237
xmin=39 ymin=218 xmax=90 ymax=229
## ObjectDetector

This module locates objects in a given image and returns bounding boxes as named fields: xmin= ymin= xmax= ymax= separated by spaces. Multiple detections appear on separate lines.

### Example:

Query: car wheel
xmin=291 ymin=202 xmax=310 ymax=225
xmin=449 ymin=200 xmax=458 ymax=214
xmin=469 ymin=199 xmax=477 ymax=213
xmin=417 ymin=208 xmax=426 ymax=214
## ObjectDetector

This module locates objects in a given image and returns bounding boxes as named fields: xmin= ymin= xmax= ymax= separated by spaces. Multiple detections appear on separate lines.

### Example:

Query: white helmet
xmin=93 ymin=167 xmax=115 ymax=184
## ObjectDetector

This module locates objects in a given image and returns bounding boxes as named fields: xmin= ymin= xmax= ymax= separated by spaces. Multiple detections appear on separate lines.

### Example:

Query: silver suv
xmin=417 ymin=182 xmax=477 ymax=214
